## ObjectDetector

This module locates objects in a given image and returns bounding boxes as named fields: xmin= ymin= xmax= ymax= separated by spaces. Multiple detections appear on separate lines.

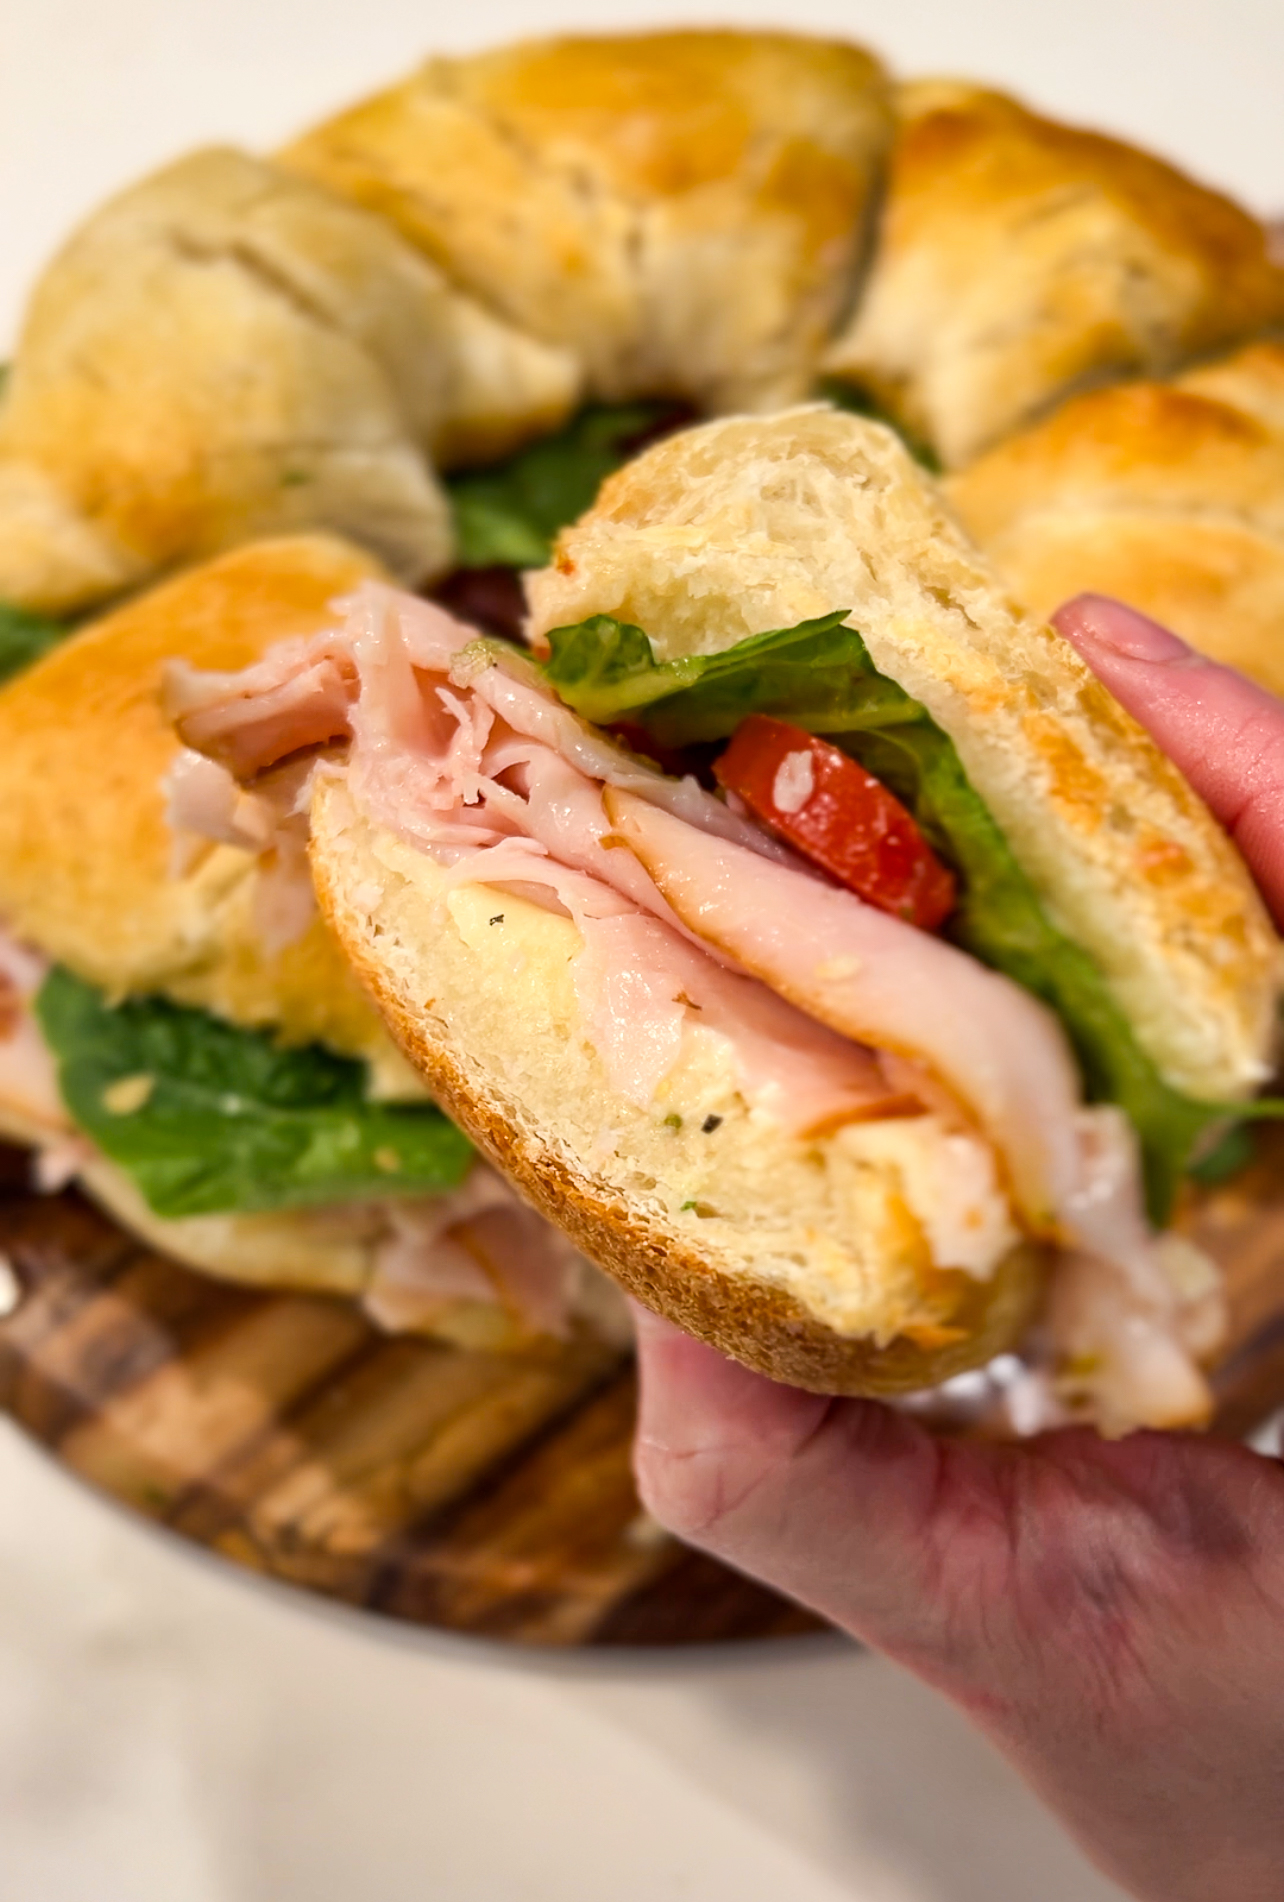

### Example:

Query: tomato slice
xmin=714 ymin=716 xmax=956 ymax=930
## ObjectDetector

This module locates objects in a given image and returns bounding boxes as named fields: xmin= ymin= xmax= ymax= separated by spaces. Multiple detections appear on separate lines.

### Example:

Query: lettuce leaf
xmin=445 ymin=402 xmax=688 ymax=570
xmin=541 ymin=612 xmax=1237 ymax=1221
xmin=817 ymin=379 xmax=943 ymax=474
xmin=36 ymin=967 xmax=473 ymax=1219
xmin=0 ymin=602 xmax=68 ymax=685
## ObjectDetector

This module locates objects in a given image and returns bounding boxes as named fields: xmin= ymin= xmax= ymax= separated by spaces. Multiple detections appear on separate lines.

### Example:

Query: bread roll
xmin=280 ymin=29 xmax=892 ymax=412
xmin=0 ymin=149 xmax=581 ymax=615
xmin=0 ymin=535 xmax=626 ymax=1345
xmin=528 ymin=406 xmax=1278 ymax=1102
xmin=947 ymin=341 xmax=1284 ymax=696
xmin=824 ymin=82 xmax=1284 ymax=469
xmin=0 ymin=533 xmax=412 ymax=1087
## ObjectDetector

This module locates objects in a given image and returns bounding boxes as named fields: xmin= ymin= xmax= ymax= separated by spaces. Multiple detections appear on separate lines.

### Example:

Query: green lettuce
xmin=540 ymin=612 xmax=1255 ymax=1221
xmin=0 ymin=602 xmax=68 ymax=685
xmin=445 ymin=402 xmax=686 ymax=570
xmin=36 ymin=967 xmax=473 ymax=1220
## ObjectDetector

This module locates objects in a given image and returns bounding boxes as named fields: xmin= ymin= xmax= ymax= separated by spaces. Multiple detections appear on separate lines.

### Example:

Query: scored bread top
xmin=280 ymin=29 xmax=892 ymax=413
xmin=0 ymin=533 xmax=416 ymax=1085
xmin=947 ymin=341 xmax=1284 ymax=697
xmin=526 ymin=406 xmax=1280 ymax=1102
xmin=823 ymin=80 xmax=1284 ymax=469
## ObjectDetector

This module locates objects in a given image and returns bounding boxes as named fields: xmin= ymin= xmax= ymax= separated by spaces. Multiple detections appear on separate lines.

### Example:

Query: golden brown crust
xmin=528 ymin=406 xmax=1280 ymax=1100
xmin=0 ymin=147 xmax=583 ymax=615
xmin=947 ymin=341 xmax=1284 ymax=696
xmin=825 ymin=81 xmax=1284 ymax=468
xmin=0 ymin=535 xmax=408 ymax=1075
xmin=280 ymin=29 xmax=892 ymax=412
xmin=309 ymin=788 xmax=1043 ymax=1395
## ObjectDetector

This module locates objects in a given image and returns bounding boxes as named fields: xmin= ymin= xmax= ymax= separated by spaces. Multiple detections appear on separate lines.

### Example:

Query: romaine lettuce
xmin=445 ymin=402 xmax=687 ymax=571
xmin=0 ymin=602 xmax=68 ymax=685
xmin=36 ymin=967 xmax=473 ymax=1220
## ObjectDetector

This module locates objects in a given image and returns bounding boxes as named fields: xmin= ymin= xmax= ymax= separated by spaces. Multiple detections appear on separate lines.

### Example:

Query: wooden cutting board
xmin=1 ymin=1132 xmax=1282 ymax=1648
xmin=0 ymin=1147 xmax=819 ymax=1646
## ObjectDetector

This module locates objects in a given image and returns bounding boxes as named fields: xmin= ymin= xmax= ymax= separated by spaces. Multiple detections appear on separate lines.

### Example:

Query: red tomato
xmin=714 ymin=716 xmax=956 ymax=930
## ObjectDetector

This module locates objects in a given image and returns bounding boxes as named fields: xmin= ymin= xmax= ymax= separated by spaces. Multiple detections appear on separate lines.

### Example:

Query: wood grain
xmin=1 ymin=1126 xmax=1282 ymax=1650
xmin=0 ymin=1151 xmax=819 ymax=1647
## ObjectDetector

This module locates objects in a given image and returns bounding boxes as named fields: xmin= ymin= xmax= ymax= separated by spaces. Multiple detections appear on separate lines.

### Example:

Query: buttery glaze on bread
xmin=280 ymin=29 xmax=892 ymax=412
xmin=0 ymin=148 xmax=580 ymax=614
xmin=0 ymin=533 xmax=415 ymax=1088
xmin=824 ymin=81 xmax=1284 ymax=469
xmin=528 ymin=407 xmax=1279 ymax=1102
xmin=310 ymin=777 xmax=1044 ymax=1394
xmin=948 ymin=341 xmax=1284 ymax=696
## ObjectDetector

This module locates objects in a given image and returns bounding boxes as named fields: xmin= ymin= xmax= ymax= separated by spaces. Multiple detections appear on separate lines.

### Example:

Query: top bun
xmin=825 ymin=81 xmax=1284 ymax=468
xmin=0 ymin=533 xmax=415 ymax=1088
xmin=0 ymin=148 xmax=581 ymax=615
xmin=527 ymin=406 xmax=1279 ymax=1101
xmin=281 ymin=29 xmax=892 ymax=412
xmin=947 ymin=341 xmax=1284 ymax=698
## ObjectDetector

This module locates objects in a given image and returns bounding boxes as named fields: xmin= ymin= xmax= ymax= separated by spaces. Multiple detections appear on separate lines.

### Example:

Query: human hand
xmin=632 ymin=596 xmax=1284 ymax=1902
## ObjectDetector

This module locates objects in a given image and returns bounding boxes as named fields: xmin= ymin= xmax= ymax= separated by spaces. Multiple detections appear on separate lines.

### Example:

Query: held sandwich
xmin=167 ymin=411 xmax=1282 ymax=1433
xmin=0 ymin=534 xmax=620 ymax=1348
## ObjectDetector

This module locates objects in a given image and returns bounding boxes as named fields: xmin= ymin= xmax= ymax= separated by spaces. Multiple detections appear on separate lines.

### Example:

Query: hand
xmin=633 ymin=596 xmax=1284 ymax=1902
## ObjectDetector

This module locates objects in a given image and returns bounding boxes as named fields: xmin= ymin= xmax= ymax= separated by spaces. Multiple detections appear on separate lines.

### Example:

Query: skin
xmin=633 ymin=595 xmax=1284 ymax=1902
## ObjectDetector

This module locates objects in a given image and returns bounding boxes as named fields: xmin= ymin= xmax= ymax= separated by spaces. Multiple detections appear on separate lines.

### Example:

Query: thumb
xmin=1052 ymin=593 xmax=1284 ymax=926
xmin=630 ymin=1305 xmax=976 ymax=1668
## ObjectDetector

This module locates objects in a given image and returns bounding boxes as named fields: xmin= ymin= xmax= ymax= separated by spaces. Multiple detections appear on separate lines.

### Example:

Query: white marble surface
xmin=0 ymin=1421 xmax=1130 ymax=1902
xmin=1 ymin=3 xmax=1279 ymax=1895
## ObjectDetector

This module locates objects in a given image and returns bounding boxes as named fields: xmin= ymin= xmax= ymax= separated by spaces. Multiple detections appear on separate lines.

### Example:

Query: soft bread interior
xmin=310 ymin=777 xmax=1043 ymax=1395
xmin=526 ymin=406 xmax=1280 ymax=1103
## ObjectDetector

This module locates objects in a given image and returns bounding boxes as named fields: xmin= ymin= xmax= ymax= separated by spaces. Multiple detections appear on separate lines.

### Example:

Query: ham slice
xmin=0 ymin=931 xmax=69 ymax=1139
xmin=604 ymin=789 xmax=1126 ymax=1251
xmin=366 ymin=1164 xmax=596 ymax=1338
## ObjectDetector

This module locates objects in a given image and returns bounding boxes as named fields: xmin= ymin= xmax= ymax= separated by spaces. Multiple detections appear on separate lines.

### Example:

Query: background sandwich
xmin=166 ymin=410 xmax=1282 ymax=1435
xmin=0 ymin=532 xmax=622 ymax=1348
xmin=947 ymin=340 xmax=1284 ymax=697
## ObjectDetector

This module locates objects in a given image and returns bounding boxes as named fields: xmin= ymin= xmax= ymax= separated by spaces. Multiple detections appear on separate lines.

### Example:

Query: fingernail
xmin=1054 ymin=594 xmax=1192 ymax=664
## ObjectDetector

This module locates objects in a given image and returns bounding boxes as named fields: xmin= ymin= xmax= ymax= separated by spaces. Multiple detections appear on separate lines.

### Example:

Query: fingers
xmin=1053 ymin=594 xmax=1284 ymax=926
xmin=630 ymin=1304 xmax=994 ymax=1671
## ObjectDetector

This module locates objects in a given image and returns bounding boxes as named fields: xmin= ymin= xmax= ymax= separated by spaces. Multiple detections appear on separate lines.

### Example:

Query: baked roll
xmin=947 ymin=341 xmax=1284 ymax=695
xmin=824 ymin=81 xmax=1284 ymax=469
xmin=0 ymin=535 xmax=617 ymax=1347
xmin=166 ymin=412 xmax=1280 ymax=1434
xmin=279 ymin=29 xmax=892 ymax=412
xmin=0 ymin=148 xmax=581 ymax=615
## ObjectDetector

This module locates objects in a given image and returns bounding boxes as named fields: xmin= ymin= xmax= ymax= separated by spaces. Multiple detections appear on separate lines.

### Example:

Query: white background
xmin=2 ymin=3 xmax=1280 ymax=1897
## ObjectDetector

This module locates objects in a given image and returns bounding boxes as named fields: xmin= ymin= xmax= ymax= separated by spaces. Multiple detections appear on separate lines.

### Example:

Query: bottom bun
xmin=310 ymin=779 xmax=1045 ymax=1397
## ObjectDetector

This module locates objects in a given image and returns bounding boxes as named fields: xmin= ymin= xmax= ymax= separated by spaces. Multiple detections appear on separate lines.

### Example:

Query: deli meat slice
xmin=0 ymin=931 xmax=70 ymax=1139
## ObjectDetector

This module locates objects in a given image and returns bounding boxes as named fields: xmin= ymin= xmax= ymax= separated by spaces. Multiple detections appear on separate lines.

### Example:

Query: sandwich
xmin=164 ymin=409 xmax=1282 ymax=1436
xmin=823 ymin=80 xmax=1284 ymax=469
xmin=0 ymin=29 xmax=893 ymax=621
xmin=0 ymin=147 xmax=581 ymax=619
xmin=0 ymin=532 xmax=622 ymax=1348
